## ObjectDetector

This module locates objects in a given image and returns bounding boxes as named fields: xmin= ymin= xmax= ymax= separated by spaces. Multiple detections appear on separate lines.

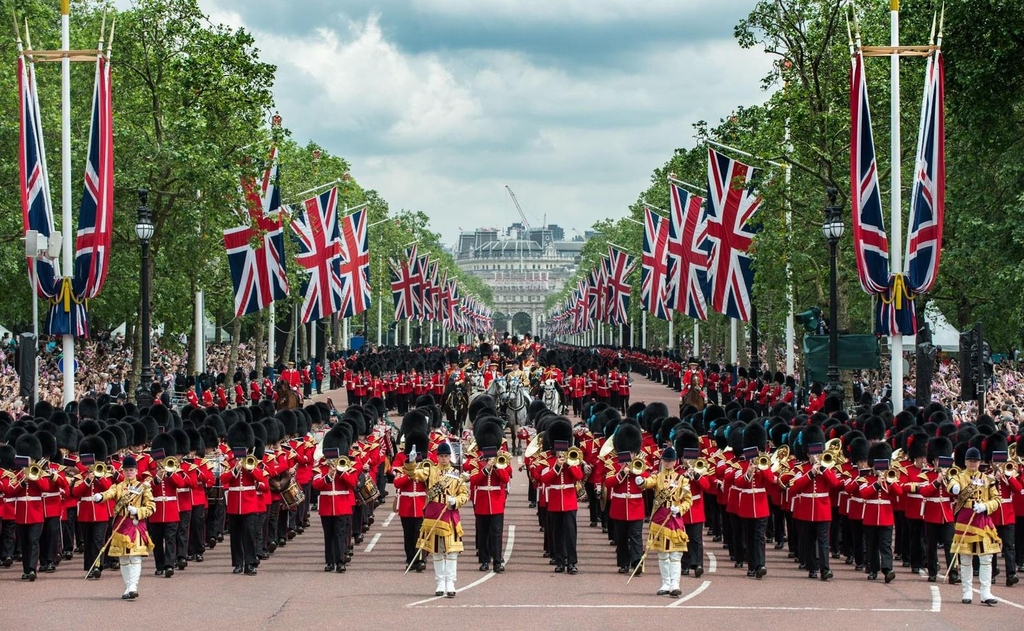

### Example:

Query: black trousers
xmin=863 ymin=524 xmax=893 ymax=574
xmin=800 ymin=520 xmax=831 ymax=573
xmin=924 ymin=521 xmax=953 ymax=577
xmin=2 ymin=519 xmax=17 ymax=559
xmin=321 ymin=515 xmax=351 ymax=565
xmin=397 ymin=393 xmax=409 ymax=415
xmin=228 ymin=513 xmax=258 ymax=567
xmin=906 ymin=517 xmax=926 ymax=570
xmin=176 ymin=509 xmax=191 ymax=562
xmin=613 ymin=518 xmax=643 ymax=569
xmin=850 ymin=518 xmax=866 ymax=567
xmin=540 ymin=508 xmax=551 ymax=554
xmin=585 ymin=483 xmax=601 ymax=525
xmin=1017 ymin=517 xmax=1024 ymax=566
xmin=189 ymin=506 xmax=207 ymax=556
xmin=705 ymin=499 xmax=721 ymax=537
xmin=39 ymin=516 xmax=61 ymax=566
xmin=684 ymin=522 xmax=704 ymax=569
xmin=254 ymin=509 xmax=267 ymax=555
xmin=770 ymin=506 xmax=786 ymax=543
xmin=63 ymin=507 xmax=77 ymax=554
xmin=16 ymin=522 xmax=42 ymax=574
xmin=996 ymin=523 xmax=1017 ymax=578
xmin=206 ymin=500 xmax=225 ymax=540
xmin=149 ymin=521 xmax=178 ymax=570
xmin=743 ymin=517 xmax=768 ymax=570
xmin=80 ymin=521 xmax=107 ymax=571
xmin=277 ymin=503 xmax=291 ymax=542
xmin=549 ymin=510 xmax=577 ymax=566
xmin=476 ymin=513 xmax=505 ymax=564
xmin=401 ymin=516 xmax=423 ymax=564
xmin=729 ymin=513 xmax=746 ymax=563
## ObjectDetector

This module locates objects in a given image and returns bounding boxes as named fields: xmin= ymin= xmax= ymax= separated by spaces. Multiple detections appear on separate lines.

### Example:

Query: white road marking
xmin=667 ymin=580 xmax=711 ymax=607
xmin=364 ymin=533 xmax=381 ymax=553
xmin=382 ymin=512 xmax=397 ymax=528
xmin=931 ymin=586 xmax=941 ymax=612
xmin=417 ymin=603 xmax=934 ymax=612
xmin=407 ymin=524 xmax=516 ymax=607
xmin=707 ymin=552 xmax=717 ymax=574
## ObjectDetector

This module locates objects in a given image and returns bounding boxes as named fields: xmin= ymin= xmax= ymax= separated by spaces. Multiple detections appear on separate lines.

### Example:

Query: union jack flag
xmin=667 ymin=184 xmax=709 ymax=321
xmin=406 ymin=246 xmax=424 ymax=319
xmin=292 ymin=187 xmax=343 ymax=323
xmin=338 ymin=208 xmax=371 ymax=317
xmin=703 ymin=148 xmax=761 ymax=322
xmin=575 ymin=278 xmax=589 ymax=332
xmin=223 ymin=148 xmax=289 ymax=317
xmin=18 ymin=46 xmax=58 ymax=307
xmin=641 ymin=205 xmax=672 ymax=321
xmin=905 ymin=47 xmax=945 ymax=297
xmin=390 ymin=245 xmax=421 ymax=321
xmin=419 ymin=256 xmax=437 ymax=322
xmin=605 ymin=246 xmax=634 ymax=326
xmin=850 ymin=50 xmax=890 ymax=296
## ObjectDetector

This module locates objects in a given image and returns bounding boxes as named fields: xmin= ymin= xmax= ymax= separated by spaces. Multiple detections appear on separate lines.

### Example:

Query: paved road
xmin=4 ymin=376 xmax=1018 ymax=629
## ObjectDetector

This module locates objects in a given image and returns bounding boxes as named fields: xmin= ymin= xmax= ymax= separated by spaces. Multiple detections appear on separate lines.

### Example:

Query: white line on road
xmin=931 ymin=586 xmax=941 ymax=612
xmin=382 ymin=512 xmax=396 ymax=528
xmin=667 ymin=580 xmax=711 ymax=607
xmin=407 ymin=524 xmax=516 ymax=607
xmin=707 ymin=552 xmax=717 ymax=574
xmin=414 ymin=603 xmax=935 ymax=612
xmin=974 ymin=588 xmax=1024 ymax=610
xmin=364 ymin=533 xmax=382 ymax=553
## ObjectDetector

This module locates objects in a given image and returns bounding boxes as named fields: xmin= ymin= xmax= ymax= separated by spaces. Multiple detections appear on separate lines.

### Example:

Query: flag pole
xmin=730 ymin=319 xmax=738 ymax=365
xmin=60 ymin=0 xmax=74 ymax=406
xmin=667 ymin=175 xmax=704 ymax=195
xmin=667 ymin=319 xmax=674 ymax=350
xmin=705 ymin=139 xmax=785 ymax=168
xmin=889 ymin=0 xmax=904 ymax=412
xmin=641 ymin=310 xmax=647 ymax=350
xmin=693 ymin=321 xmax=700 ymax=358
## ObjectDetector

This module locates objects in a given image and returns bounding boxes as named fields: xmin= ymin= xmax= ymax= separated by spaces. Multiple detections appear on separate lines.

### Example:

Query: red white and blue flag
xmin=223 ymin=148 xmax=290 ymax=317
xmin=292 ymin=187 xmax=343 ymax=323
xmin=703 ymin=148 xmax=761 ymax=322
xmin=667 ymin=184 xmax=709 ymax=321
xmin=605 ymin=245 xmax=634 ymax=326
xmin=390 ymin=245 xmax=421 ymax=321
xmin=905 ymin=47 xmax=945 ymax=299
xmin=641 ymin=205 xmax=672 ymax=321
xmin=18 ymin=46 xmax=59 ymax=312
xmin=338 ymin=208 xmax=372 ymax=317
xmin=575 ymin=278 xmax=589 ymax=333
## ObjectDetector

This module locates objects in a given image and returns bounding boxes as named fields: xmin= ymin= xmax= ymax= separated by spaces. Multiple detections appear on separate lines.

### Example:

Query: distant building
xmin=456 ymin=225 xmax=585 ymax=337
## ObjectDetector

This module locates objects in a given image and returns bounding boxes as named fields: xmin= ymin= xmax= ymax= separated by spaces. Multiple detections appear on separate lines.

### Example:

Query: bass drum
xmin=281 ymin=480 xmax=306 ymax=509
xmin=356 ymin=473 xmax=380 ymax=506
xmin=206 ymin=485 xmax=225 ymax=505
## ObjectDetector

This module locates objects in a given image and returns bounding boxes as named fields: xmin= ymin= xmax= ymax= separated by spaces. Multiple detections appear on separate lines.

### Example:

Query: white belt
xmin=924 ymin=497 xmax=948 ymax=503
xmin=906 ymin=493 xmax=925 ymax=500
xmin=176 ymin=489 xmax=191 ymax=494
xmin=153 ymin=496 xmax=176 ymax=502
xmin=16 ymin=496 xmax=42 ymax=502
xmin=865 ymin=499 xmax=891 ymax=505
xmin=798 ymin=493 xmax=830 ymax=499
xmin=739 ymin=488 xmax=766 ymax=494
xmin=228 ymin=486 xmax=256 ymax=492
xmin=691 ymin=494 xmax=702 ymax=501
xmin=41 ymin=492 xmax=61 ymax=499
xmin=548 ymin=484 xmax=575 ymax=490
xmin=320 ymin=490 xmax=351 ymax=497
xmin=476 ymin=486 xmax=503 ymax=492
xmin=401 ymin=492 xmax=426 ymax=497
xmin=1002 ymin=498 xmax=1012 ymax=504
xmin=611 ymin=492 xmax=643 ymax=499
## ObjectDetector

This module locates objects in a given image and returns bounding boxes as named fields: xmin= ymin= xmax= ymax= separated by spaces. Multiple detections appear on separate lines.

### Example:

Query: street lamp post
xmin=822 ymin=187 xmax=845 ymax=401
xmin=136 ymin=189 xmax=155 ymax=407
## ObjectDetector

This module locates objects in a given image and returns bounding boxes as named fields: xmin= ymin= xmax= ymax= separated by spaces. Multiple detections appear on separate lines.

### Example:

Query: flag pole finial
xmin=61 ymin=0 xmax=70 ymax=16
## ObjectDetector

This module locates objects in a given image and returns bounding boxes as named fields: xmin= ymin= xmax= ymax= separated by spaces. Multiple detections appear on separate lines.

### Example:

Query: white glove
xmin=634 ymin=476 xmax=645 ymax=486
xmin=950 ymin=483 xmax=961 ymax=495
xmin=128 ymin=505 xmax=138 ymax=516
xmin=447 ymin=496 xmax=457 ymax=507
xmin=973 ymin=501 xmax=988 ymax=514
xmin=92 ymin=493 xmax=103 ymax=502
xmin=670 ymin=505 xmax=681 ymax=516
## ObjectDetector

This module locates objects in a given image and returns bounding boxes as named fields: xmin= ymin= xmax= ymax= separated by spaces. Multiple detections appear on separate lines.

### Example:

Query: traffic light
xmin=795 ymin=307 xmax=823 ymax=333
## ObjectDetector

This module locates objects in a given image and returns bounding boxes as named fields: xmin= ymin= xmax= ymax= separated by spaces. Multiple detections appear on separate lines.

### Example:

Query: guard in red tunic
xmin=186 ymin=383 xmax=200 ymax=408
xmin=469 ymin=421 xmax=512 ymax=573
xmin=789 ymin=425 xmax=838 ymax=580
xmin=72 ymin=436 xmax=113 ymax=579
xmin=540 ymin=420 xmax=582 ymax=574
xmin=222 ymin=422 xmax=268 ymax=575
xmin=3 ymin=435 xmax=53 ymax=580
xmin=315 ymin=363 xmax=324 ymax=395
xmin=201 ymin=386 xmax=214 ymax=410
xmin=234 ymin=379 xmax=246 ymax=408
xmin=301 ymin=363 xmax=312 ymax=399
xmin=732 ymin=422 xmax=775 ymax=579
xmin=263 ymin=375 xmax=274 ymax=400
xmin=676 ymin=431 xmax=710 ymax=578
xmin=395 ymin=427 xmax=430 ymax=572
xmin=985 ymin=435 xmax=1020 ymax=586
xmin=858 ymin=442 xmax=903 ymax=583
xmin=215 ymin=382 xmax=228 ymax=411
xmin=617 ymin=366 xmax=631 ymax=413
xmin=917 ymin=437 xmax=955 ymax=582
xmin=144 ymin=433 xmax=187 ymax=578
xmin=604 ymin=423 xmax=648 ymax=574
xmin=313 ymin=426 xmax=358 ymax=573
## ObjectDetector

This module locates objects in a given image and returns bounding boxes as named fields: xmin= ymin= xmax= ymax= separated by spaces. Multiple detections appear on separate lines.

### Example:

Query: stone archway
xmin=511 ymin=312 xmax=532 ymax=336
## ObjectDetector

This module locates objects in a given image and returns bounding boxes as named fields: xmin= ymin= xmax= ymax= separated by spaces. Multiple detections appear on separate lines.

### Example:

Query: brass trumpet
xmin=884 ymin=468 xmax=900 ymax=485
xmin=1001 ymin=461 xmax=1017 ymax=477
xmin=162 ymin=457 xmax=180 ymax=473
xmin=91 ymin=462 xmax=111 ymax=479
xmin=331 ymin=455 xmax=353 ymax=473
xmin=819 ymin=452 xmax=837 ymax=470
xmin=755 ymin=455 xmax=772 ymax=471
xmin=25 ymin=463 xmax=44 ymax=482
xmin=565 ymin=447 xmax=584 ymax=468
xmin=494 ymin=452 xmax=511 ymax=470
xmin=241 ymin=455 xmax=259 ymax=472
xmin=629 ymin=457 xmax=647 ymax=477
xmin=691 ymin=458 xmax=710 ymax=477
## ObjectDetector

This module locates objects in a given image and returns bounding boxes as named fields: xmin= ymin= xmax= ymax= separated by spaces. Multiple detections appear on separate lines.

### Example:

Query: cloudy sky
xmin=157 ymin=1 xmax=774 ymax=246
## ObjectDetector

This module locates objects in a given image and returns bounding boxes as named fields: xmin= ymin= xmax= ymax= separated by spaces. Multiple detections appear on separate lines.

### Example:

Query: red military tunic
xmin=186 ymin=389 xmax=199 ymax=407
xmin=918 ymin=470 xmax=954 ymax=524
xmin=72 ymin=475 xmax=114 ymax=522
xmin=312 ymin=464 xmax=358 ymax=516
xmin=856 ymin=474 xmax=903 ymax=527
xmin=147 ymin=470 xmax=186 ymax=523
xmin=991 ymin=474 xmax=1022 ymax=527
xmin=2 ymin=476 xmax=54 ymax=524
xmin=249 ymin=381 xmax=261 ymax=403
xmin=605 ymin=462 xmax=650 ymax=521
xmin=681 ymin=471 xmax=710 ymax=525
xmin=393 ymin=454 xmax=428 ymax=518
xmin=539 ymin=458 xmax=582 ymax=513
xmin=469 ymin=463 xmax=512 ymax=515
xmin=201 ymin=389 xmax=214 ymax=409
xmin=731 ymin=461 xmax=776 ymax=519
xmin=216 ymin=386 xmax=228 ymax=410
xmin=789 ymin=464 xmax=838 ymax=522
xmin=235 ymin=383 xmax=246 ymax=406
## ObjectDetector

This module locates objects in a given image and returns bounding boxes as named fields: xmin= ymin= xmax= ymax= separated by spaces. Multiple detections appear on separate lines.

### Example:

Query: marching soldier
xmin=89 ymin=455 xmax=156 ymax=599
xmin=412 ymin=442 xmax=468 ymax=598
xmin=605 ymin=423 xmax=649 ymax=574
xmin=395 ymin=427 xmax=430 ymax=572
xmin=222 ymin=422 xmax=268 ymax=576
xmin=948 ymin=446 xmax=1002 ymax=605
xmin=313 ymin=425 xmax=358 ymax=573
xmin=468 ymin=420 xmax=511 ymax=573
xmin=540 ymin=419 xmax=582 ymax=575
xmin=675 ymin=431 xmax=709 ymax=578
xmin=647 ymin=447 xmax=692 ymax=596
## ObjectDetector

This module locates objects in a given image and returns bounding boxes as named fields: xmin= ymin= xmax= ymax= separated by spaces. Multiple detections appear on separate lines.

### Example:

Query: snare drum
xmin=356 ymin=474 xmax=380 ymax=506
xmin=281 ymin=480 xmax=305 ymax=509
xmin=206 ymin=485 xmax=226 ymax=505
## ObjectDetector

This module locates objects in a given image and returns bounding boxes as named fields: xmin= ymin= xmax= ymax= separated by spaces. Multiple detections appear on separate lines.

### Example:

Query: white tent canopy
xmin=901 ymin=301 xmax=960 ymax=353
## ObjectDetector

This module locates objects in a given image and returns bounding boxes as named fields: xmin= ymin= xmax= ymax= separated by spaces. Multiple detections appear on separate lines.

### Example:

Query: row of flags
xmin=548 ymin=146 xmax=763 ymax=336
xmin=390 ymin=245 xmax=492 ymax=334
xmin=223 ymin=148 xmax=372 ymax=324
xmin=19 ymin=28 xmax=114 ymax=338
xmin=851 ymin=34 xmax=944 ymax=336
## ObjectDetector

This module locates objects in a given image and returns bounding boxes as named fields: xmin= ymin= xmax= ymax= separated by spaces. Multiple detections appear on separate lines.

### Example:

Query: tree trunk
xmin=214 ymin=310 xmax=223 ymax=343
xmin=299 ymin=320 xmax=308 ymax=362
xmin=129 ymin=312 xmax=142 ymax=404
xmin=766 ymin=331 xmax=777 ymax=374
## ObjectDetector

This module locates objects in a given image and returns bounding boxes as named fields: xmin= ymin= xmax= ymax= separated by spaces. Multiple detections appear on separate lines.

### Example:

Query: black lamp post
xmin=822 ymin=187 xmax=844 ymax=401
xmin=135 ymin=189 xmax=155 ymax=407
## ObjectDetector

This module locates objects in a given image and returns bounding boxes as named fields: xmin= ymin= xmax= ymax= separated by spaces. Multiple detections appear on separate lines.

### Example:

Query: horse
xmin=541 ymin=379 xmax=565 ymax=415
xmin=442 ymin=380 xmax=470 ymax=436
xmin=498 ymin=378 xmax=532 ymax=455
xmin=274 ymin=379 xmax=302 ymax=411
xmin=680 ymin=374 xmax=706 ymax=414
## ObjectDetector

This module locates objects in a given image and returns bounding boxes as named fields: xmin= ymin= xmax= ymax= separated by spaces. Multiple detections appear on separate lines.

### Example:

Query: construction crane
xmin=505 ymin=185 xmax=531 ymax=238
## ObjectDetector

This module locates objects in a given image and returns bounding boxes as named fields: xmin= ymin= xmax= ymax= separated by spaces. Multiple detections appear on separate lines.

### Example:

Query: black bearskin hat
xmin=926 ymin=436 xmax=953 ymax=463
xmin=547 ymin=418 xmax=574 ymax=449
xmin=150 ymin=433 xmax=177 ymax=460
xmin=744 ymin=421 xmax=767 ymax=452
xmin=614 ymin=423 xmax=642 ymax=455
xmin=226 ymin=421 xmax=255 ymax=451
xmin=474 ymin=420 xmax=504 ymax=451
xmin=79 ymin=435 xmax=108 ymax=463
xmin=868 ymin=441 xmax=893 ymax=465
xmin=169 ymin=428 xmax=190 ymax=456
xmin=404 ymin=430 xmax=429 ymax=458
xmin=15 ymin=433 xmax=43 ymax=462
